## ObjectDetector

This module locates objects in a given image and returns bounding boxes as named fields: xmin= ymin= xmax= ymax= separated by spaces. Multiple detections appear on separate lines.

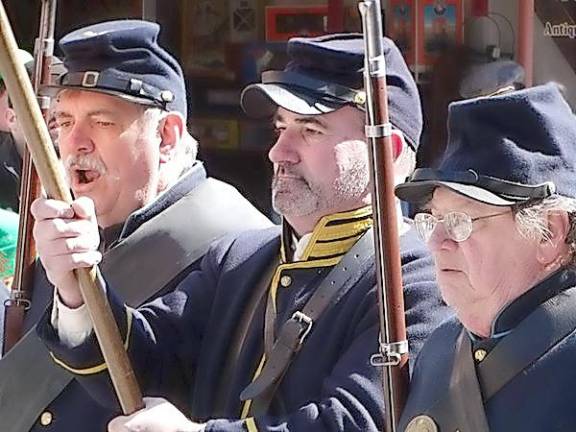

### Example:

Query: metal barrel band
xmin=36 ymin=95 xmax=50 ymax=109
xmin=35 ymin=37 xmax=54 ymax=53
xmin=368 ymin=54 xmax=387 ymax=77
xmin=370 ymin=339 xmax=409 ymax=367
xmin=365 ymin=122 xmax=393 ymax=138
xmin=4 ymin=294 xmax=32 ymax=310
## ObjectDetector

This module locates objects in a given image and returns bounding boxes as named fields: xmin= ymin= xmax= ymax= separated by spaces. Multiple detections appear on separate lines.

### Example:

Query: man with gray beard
xmin=32 ymin=34 xmax=450 ymax=432
xmin=0 ymin=20 xmax=270 ymax=432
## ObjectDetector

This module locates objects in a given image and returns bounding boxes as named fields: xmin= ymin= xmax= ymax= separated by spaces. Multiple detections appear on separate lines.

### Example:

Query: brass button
xmin=280 ymin=275 xmax=292 ymax=287
xmin=405 ymin=415 xmax=438 ymax=432
xmin=474 ymin=349 xmax=487 ymax=362
xmin=160 ymin=90 xmax=174 ymax=102
xmin=354 ymin=91 xmax=366 ymax=105
xmin=40 ymin=411 xmax=53 ymax=426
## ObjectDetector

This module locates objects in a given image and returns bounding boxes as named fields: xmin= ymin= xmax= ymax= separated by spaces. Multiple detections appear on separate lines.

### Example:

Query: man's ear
xmin=390 ymin=129 xmax=405 ymax=160
xmin=158 ymin=112 xmax=184 ymax=163
xmin=536 ymin=211 xmax=571 ymax=267
xmin=5 ymin=107 xmax=16 ymax=130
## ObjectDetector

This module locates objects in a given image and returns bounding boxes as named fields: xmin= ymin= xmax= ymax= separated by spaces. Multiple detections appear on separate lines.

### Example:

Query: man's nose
xmin=268 ymin=128 xmax=300 ymax=165
xmin=427 ymin=221 xmax=457 ymax=252
xmin=64 ymin=121 xmax=94 ymax=154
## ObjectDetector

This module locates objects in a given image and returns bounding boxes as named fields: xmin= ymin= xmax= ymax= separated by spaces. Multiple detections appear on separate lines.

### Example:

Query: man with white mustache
xmin=32 ymin=34 xmax=451 ymax=431
xmin=0 ymin=20 xmax=270 ymax=432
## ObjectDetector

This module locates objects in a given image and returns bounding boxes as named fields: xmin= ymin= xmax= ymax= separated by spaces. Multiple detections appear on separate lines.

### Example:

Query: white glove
xmin=108 ymin=397 xmax=205 ymax=432
xmin=31 ymin=196 xmax=101 ymax=308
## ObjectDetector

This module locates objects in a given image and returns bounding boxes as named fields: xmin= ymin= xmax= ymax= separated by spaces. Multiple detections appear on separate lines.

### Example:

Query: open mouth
xmin=64 ymin=154 xmax=107 ymax=191
xmin=74 ymin=169 xmax=101 ymax=186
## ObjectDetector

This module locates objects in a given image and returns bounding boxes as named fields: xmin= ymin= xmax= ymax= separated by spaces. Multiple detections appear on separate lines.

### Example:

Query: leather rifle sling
xmin=450 ymin=331 xmax=491 ymax=432
xmin=479 ymin=286 xmax=576 ymax=400
xmin=212 ymin=256 xmax=279 ymax=416
xmin=240 ymin=230 xmax=374 ymax=414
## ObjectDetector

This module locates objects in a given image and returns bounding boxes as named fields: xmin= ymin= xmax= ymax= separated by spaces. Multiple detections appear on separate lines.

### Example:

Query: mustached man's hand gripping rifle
xmin=359 ymin=1 xmax=410 ymax=431
xmin=0 ymin=1 xmax=144 ymax=414
xmin=3 ymin=0 xmax=55 ymax=355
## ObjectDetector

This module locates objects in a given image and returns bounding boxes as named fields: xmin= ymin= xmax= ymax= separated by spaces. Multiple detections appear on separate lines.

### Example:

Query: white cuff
xmin=51 ymin=290 xmax=94 ymax=348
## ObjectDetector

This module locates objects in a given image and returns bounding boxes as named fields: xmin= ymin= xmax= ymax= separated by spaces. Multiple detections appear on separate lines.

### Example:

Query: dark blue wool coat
xmin=399 ymin=267 xmax=576 ymax=432
xmin=39 ymin=226 xmax=451 ymax=432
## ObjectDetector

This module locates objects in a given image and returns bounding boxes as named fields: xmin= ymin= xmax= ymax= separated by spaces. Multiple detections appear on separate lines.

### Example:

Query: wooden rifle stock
xmin=2 ymin=0 xmax=55 ymax=355
xmin=0 ymin=1 xmax=144 ymax=414
xmin=359 ymin=1 xmax=409 ymax=431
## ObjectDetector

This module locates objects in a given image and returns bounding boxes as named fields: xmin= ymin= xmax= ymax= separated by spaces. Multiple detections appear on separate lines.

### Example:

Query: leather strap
xmin=0 ymin=329 xmax=71 ymax=432
xmin=261 ymin=71 xmax=365 ymax=109
xmin=408 ymin=168 xmax=555 ymax=202
xmin=449 ymin=331 xmax=490 ymax=432
xmin=212 ymin=256 xmax=279 ymax=416
xmin=264 ymin=293 xmax=275 ymax=358
xmin=240 ymin=230 xmax=374 ymax=408
xmin=102 ymin=178 xmax=271 ymax=306
xmin=60 ymin=71 xmax=170 ymax=110
xmin=479 ymin=285 xmax=576 ymax=400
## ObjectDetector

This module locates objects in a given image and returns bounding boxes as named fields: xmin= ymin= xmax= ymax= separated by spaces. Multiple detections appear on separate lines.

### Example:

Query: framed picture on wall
xmin=265 ymin=6 xmax=328 ymax=41
xmin=229 ymin=0 xmax=259 ymax=43
xmin=386 ymin=0 xmax=416 ymax=69
xmin=417 ymin=0 xmax=464 ymax=69
xmin=190 ymin=118 xmax=240 ymax=151
xmin=181 ymin=0 xmax=234 ymax=80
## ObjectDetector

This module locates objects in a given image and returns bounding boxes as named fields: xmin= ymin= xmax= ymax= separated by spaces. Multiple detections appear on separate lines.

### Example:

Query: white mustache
xmin=63 ymin=154 xmax=107 ymax=187
xmin=64 ymin=154 xmax=107 ymax=175
xmin=273 ymin=164 xmax=305 ymax=184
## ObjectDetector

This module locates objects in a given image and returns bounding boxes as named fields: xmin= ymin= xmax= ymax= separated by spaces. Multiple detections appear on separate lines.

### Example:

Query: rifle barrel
xmin=2 ymin=0 xmax=53 ymax=356
xmin=359 ymin=1 xmax=410 ymax=431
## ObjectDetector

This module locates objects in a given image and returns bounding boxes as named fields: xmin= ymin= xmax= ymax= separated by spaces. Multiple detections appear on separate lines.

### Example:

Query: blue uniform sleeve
xmin=36 ymin=241 xmax=222 ymax=413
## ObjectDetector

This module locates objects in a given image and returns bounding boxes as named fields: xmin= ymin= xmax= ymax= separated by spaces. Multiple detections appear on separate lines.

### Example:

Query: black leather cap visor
xmin=241 ymin=71 xmax=365 ymax=118
xmin=395 ymin=168 xmax=556 ymax=206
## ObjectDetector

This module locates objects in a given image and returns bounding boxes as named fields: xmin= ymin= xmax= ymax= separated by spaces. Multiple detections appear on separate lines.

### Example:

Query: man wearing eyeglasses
xmin=395 ymin=83 xmax=576 ymax=431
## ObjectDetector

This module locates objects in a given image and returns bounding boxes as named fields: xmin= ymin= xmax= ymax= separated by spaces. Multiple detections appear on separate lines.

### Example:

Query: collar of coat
xmin=281 ymin=206 xmax=373 ymax=263
xmin=99 ymin=161 xmax=208 ymax=251
xmin=472 ymin=266 xmax=576 ymax=341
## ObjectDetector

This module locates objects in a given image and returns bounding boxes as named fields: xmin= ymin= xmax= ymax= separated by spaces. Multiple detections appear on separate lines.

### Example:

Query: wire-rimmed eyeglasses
xmin=413 ymin=211 xmax=511 ymax=243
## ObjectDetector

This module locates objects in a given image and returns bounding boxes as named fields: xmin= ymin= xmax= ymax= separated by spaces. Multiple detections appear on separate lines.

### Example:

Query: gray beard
xmin=272 ymin=177 xmax=320 ymax=217
xmin=272 ymin=159 xmax=370 ymax=218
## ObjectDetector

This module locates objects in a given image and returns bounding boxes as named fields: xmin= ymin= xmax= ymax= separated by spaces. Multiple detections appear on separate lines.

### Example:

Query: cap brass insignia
xmin=405 ymin=415 xmax=438 ymax=432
